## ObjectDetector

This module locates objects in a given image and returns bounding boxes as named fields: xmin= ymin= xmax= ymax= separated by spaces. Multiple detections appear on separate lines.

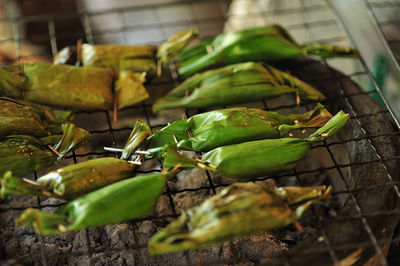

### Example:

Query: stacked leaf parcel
xmin=4 ymin=24 xmax=356 ymax=256
xmin=0 ymin=29 xmax=198 ymax=111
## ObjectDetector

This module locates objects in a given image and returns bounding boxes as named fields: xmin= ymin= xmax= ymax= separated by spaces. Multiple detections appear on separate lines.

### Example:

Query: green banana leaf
xmin=0 ymin=97 xmax=74 ymax=137
xmin=15 ymin=170 xmax=177 ymax=234
xmin=148 ymin=182 xmax=332 ymax=255
xmin=0 ymin=62 xmax=114 ymax=110
xmin=0 ymin=120 xmax=150 ymax=200
xmin=1 ymin=158 xmax=137 ymax=200
xmin=163 ymin=111 xmax=349 ymax=180
xmin=152 ymin=62 xmax=325 ymax=112
xmin=177 ymin=24 xmax=357 ymax=76
xmin=0 ymin=123 xmax=90 ymax=177
xmin=157 ymin=28 xmax=199 ymax=65
xmin=147 ymin=103 xmax=332 ymax=157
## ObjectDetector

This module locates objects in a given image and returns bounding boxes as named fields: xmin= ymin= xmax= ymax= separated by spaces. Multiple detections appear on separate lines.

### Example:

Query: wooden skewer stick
xmin=22 ymin=178 xmax=39 ymax=185
xmin=113 ymin=95 xmax=118 ymax=123
xmin=294 ymin=221 xmax=304 ymax=232
xmin=42 ymin=191 xmax=52 ymax=197
xmin=76 ymin=39 xmax=82 ymax=66
xmin=172 ymin=134 xmax=178 ymax=144
xmin=171 ymin=163 xmax=182 ymax=173
xmin=135 ymin=150 xmax=150 ymax=155
xmin=104 ymin=147 xmax=123 ymax=152
xmin=157 ymin=59 xmax=162 ymax=77
xmin=47 ymin=145 xmax=60 ymax=157
xmin=128 ymin=161 xmax=142 ymax=166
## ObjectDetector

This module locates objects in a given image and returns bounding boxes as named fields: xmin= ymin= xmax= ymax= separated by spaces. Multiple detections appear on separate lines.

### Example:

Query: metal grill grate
xmin=1 ymin=0 xmax=400 ymax=265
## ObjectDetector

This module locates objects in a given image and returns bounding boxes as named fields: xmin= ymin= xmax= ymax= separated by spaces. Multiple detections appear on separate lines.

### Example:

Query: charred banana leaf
xmin=178 ymin=24 xmax=357 ymax=76
xmin=157 ymin=28 xmax=199 ymax=65
xmin=148 ymin=103 xmax=332 ymax=157
xmin=0 ymin=97 xmax=73 ymax=137
xmin=148 ymin=182 xmax=331 ymax=255
xmin=0 ymin=62 xmax=114 ymax=110
xmin=16 ymin=170 xmax=177 ymax=234
xmin=152 ymin=62 xmax=325 ymax=112
xmin=0 ymin=124 xmax=90 ymax=177
xmin=163 ymin=111 xmax=349 ymax=180
xmin=1 ymin=120 xmax=150 ymax=200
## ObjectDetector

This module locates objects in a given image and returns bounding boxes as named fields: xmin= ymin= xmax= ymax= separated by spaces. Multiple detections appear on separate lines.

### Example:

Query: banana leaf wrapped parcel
xmin=54 ymin=43 xmax=158 ymax=74
xmin=54 ymin=45 xmax=152 ymax=109
xmin=1 ymin=120 xmax=150 ymax=200
xmin=0 ymin=62 xmax=114 ymax=110
xmin=0 ymin=97 xmax=73 ymax=137
xmin=147 ymin=103 xmax=332 ymax=157
xmin=0 ymin=123 xmax=90 ymax=177
xmin=177 ymin=24 xmax=358 ymax=76
xmin=148 ymin=182 xmax=332 ymax=255
xmin=54 ymin=28 xmax=199 ymax=72
xmin=163 ymin=111 xmax=349 ymax=180
xmin=152 ymin=62 xmax=326 ymax=112
xmin=16 ymin=169 xmax=178 ymax=234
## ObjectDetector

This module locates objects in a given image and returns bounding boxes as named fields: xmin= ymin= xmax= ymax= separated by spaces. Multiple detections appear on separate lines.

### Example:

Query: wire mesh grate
xmin=1 ymin=0 xmax=400 ymax=265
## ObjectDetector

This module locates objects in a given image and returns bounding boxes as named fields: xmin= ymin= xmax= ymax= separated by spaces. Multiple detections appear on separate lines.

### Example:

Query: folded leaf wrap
xmin=147 ymin=103 xmax=331 ymax=156
xmin=163 ymin=111 xmax=349 ymax=180
xmin=148 ymin=182 xmax=332 ymax=255
xmin=0 ymin=62 xmax=114 ymax=110
xmin=178 ymin=24 xmax=357 ymax=76
xmin=153 ymin=62 xmax=325 ymax=112
xmin=16 ymin=170 xmax=177 ymax=234
xmin=0 ymin=123 xmax=90 ymax=177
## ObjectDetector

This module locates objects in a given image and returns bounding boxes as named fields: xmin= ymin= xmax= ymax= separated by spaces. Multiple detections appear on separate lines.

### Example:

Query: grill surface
xmin=1 ymin=0 xmax=400 ymax=265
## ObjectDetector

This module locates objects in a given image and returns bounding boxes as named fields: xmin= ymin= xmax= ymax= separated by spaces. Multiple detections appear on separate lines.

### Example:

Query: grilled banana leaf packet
xmin=0 ymin=62 xmax=114 ymax=110
xmin=147 ymin=103 xmax=332 ymax=157
xmin=54 ymin=44 xmax=154 ymax=109
xmin=1 ymin=121 xmax=150 ymax=200
xmin=0 ymin=123 xmax=90 ymax=177
xmin=149 ymin=182 xmax=332 ymax=255
xmin=54 ymin=43 xmax=158 ymax=73
xmin=163 ymin=111 xmax=349 ymax=180
xmin=152 ymin=62 xmax=325 ymax=112
xmin=177 ymin=24 xmax=358 ymax=76
xmin=0 ymin=97 xmax=74 ymax=137
xmin=15 ymin=169 xmax=178 ymax=234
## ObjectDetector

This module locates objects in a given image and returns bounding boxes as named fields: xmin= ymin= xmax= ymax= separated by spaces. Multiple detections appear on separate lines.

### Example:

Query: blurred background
xmin=0 ymin=0 xmax=399 ymax=118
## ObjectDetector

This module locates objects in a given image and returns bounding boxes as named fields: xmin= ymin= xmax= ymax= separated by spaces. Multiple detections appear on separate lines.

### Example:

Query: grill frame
xmin=1 ymin=0 xmax=400 ymax=265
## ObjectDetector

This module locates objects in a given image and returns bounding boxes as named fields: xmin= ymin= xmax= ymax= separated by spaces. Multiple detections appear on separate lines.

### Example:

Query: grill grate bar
xmin=2 ymin=0 xmax=400 ymax=264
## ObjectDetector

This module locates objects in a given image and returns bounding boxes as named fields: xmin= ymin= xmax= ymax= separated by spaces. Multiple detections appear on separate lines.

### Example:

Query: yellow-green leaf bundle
xmin=148 ymin=182 xmax=331 ymax=255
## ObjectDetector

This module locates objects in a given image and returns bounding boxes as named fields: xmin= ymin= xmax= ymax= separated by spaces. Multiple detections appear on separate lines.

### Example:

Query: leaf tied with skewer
xmin=162 ymin=111 xmax=349 ymax=180
xmin=147 ymin=103 xmax=331 ymax=157
xmin=1 ymin=120 xmax=150 ymax=200
xmin=148 ymin=181 xmax=332 ymax=255
xmin=152 ymin=62 xmax=325 ymax=113
xmin=15 ymin=167 xmax=179 ymax=234
xmin=177 ymin=24 xmax=357 ymax=76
